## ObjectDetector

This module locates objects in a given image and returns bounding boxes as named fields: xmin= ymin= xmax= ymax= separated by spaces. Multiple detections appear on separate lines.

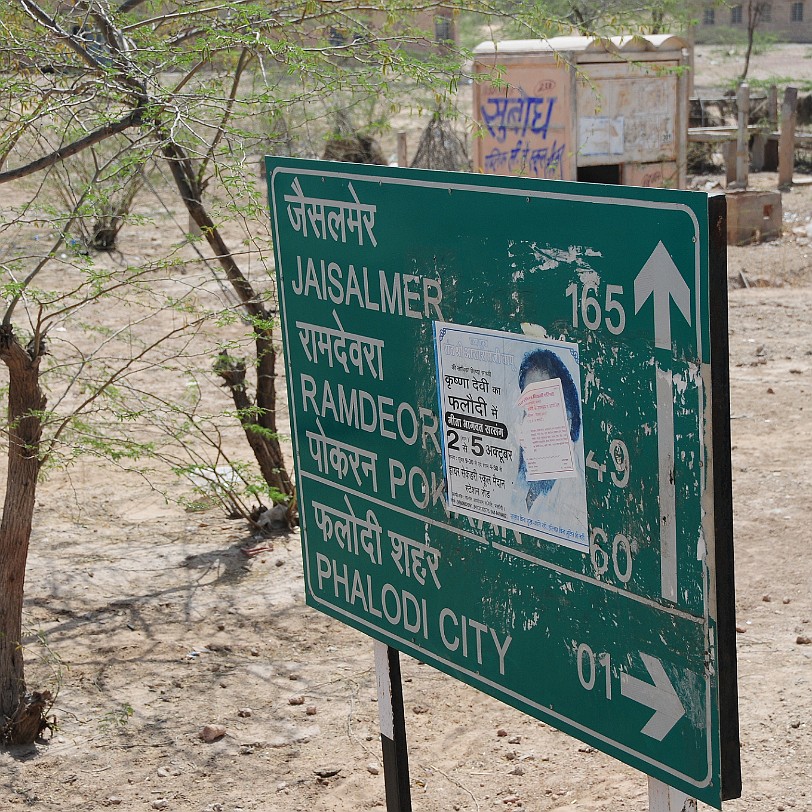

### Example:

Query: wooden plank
xmin=689 ymin=128 xmax=812 ymax=146
xmin=779 ymin=86 xmax=798 ymax=188
xmin=734 ymin=83 xmax=749 ymax=188
xmin=768 ymin=85 xmax=779 ymax=128
xmin=752 ymin=132 xmax=766 ymax=171
xmin=723 ymin=142 xmax=736 ymax=186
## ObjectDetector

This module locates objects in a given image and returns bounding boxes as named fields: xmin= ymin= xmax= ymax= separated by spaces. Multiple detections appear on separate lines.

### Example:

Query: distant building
xmin=695 ymin=1 xmax=812 ymax=43
xmin=323 ymin=8 xmax=457 ymax=51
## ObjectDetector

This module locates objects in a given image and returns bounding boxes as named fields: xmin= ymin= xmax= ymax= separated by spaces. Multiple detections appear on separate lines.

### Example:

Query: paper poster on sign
xmin=434 ymin=322 xmax=588 ymax=552
xmin=515 ymin=378 xmax=577 ymax=480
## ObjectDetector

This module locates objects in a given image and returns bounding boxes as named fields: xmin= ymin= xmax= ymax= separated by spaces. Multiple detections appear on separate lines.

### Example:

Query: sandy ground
xmin=692 ymin=43 xmax=812 ymax=91
xmin=2 ymin=46 xmax=812 ymax=812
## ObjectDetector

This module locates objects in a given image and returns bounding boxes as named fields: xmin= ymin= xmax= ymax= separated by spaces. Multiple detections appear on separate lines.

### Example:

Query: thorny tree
xmin=1 ymin=0 xmax=485 ymax=745
xmin=0 ymin=0 xmax=659 ymax=743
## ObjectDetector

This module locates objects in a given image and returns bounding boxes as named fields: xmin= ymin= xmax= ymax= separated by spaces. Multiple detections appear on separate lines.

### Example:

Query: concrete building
xmin=695 ymin=1 xmax=812 ymax=43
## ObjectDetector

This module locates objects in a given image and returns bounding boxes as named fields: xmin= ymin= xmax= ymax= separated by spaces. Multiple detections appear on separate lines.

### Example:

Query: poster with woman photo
xmin=434 ymin=322 xmax=588 ymax=552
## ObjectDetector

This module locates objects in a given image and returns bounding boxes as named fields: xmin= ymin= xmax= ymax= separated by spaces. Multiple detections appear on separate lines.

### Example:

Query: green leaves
xmin=1 ymin=0 xmax=674 ymax=523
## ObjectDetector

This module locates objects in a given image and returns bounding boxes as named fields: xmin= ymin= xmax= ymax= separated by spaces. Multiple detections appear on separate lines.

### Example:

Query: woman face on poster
xmin=515 ymin=348 xmax=582 ymax=512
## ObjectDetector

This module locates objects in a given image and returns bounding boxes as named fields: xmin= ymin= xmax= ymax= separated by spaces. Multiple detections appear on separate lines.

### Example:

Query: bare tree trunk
xmin=741 ymin=38 xmax=754 ymax=84
xmin=160 ymin=137 xmax=293 ymax=502
xmin=254 ymin=330 xmax=293 ymax=497
xmin=214 ymin=338 xmax=293 ymax=499
xmin=740 ymin=0 xmax=765 ymax=83
xmin=0 ymin=326 xmax=47 ymax=744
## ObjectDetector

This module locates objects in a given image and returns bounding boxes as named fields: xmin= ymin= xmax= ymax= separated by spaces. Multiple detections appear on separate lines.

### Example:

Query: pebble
xmin=306 ymin=705 xmax=318 ymax=716
xmin=796 ymin=635 xmax=812 ymax=645
xmin=412 ymin=705 xmax=428 ymax=714
xmin=157 ymin=767 xmax=169 ymax=778
xmin=238 ymin=707 xmax=253 ymax=717
xmin=510 ymin=765 xmax=525 ymax=776
xmin=508 ymin=736 xmax=522 ymax=744
xmin=152 ymin=801 xmax=169 ymax=810
xmin=108 ymin=799 xmax=122 ymax=806
xmin=763 ymin=594 xmax=772 ymax=602
xmin=199 ymin=724 xmax=226 ymax=742
xmin=366 ymin=763 xmax=380 ymax=775
xmin=288 ymin=695 xmax=305 ymax=705
xmin=736 ymin=625 xmax=747 ymax=633
xmin=497 ymin=728 xmax=508 ymax=737
xmin=784 ymin=598 xmax=792 ymax=605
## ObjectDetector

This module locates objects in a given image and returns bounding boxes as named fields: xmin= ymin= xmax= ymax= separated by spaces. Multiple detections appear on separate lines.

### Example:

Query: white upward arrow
xmin=634 ymin=242 xmax=692 ymax=602
xmin=633 ymin=241 xmax=691 ymax=352
xmin=620 ymin=653 xmax=686 ymax=741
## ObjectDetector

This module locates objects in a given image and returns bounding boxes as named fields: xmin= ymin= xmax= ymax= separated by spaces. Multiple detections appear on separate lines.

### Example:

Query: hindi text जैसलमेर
xmin=285 ymin=178 xmax=377 ymax=246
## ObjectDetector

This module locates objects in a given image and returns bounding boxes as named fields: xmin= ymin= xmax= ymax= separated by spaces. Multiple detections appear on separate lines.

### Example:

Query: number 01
xmin=576 ymin=643 xmax=612 ymax=699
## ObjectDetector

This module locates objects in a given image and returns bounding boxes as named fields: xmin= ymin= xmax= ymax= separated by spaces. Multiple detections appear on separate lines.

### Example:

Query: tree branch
xmin=199 ymin=48 xmax=252 ymax=182
xmin=0 ymin=111 xmax=142 ymax=184
xmin=19 ymin=0 xmax=109 ymax=72
xmin=117 ymin=0 xmax=151 ymax=15
xmin=42 ymin=315 xmax=209 ymax=463
xmin=160 ymin=137 xmax=267 ymax=321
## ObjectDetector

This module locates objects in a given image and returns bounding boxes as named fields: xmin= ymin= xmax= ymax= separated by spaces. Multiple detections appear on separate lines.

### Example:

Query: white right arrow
xmin=634 ymin=242 xmax=692 ymax=603
xmin=620 ymin=653 xmax=686 ymax=741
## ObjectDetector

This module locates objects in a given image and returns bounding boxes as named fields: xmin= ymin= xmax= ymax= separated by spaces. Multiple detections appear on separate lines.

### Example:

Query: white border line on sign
xmin=270 ymin=164 xmax=714 ymax=793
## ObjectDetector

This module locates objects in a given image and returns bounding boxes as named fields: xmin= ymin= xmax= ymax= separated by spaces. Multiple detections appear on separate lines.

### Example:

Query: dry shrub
xmin=410 ymin=113 xmax=470 ymax=172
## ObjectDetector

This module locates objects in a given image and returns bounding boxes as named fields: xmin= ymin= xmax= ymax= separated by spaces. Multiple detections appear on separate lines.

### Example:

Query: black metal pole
xmin=374 ymin=641 xmax=412 ymax=812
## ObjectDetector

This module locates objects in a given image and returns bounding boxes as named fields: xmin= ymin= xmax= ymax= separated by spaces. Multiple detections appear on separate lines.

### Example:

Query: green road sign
xmin=266 ymin=158 xmax=740 ymax=807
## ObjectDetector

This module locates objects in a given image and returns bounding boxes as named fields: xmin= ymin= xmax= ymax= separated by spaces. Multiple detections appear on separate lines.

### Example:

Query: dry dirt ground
xmin=2 ymin=47 xmax=812 ymax=812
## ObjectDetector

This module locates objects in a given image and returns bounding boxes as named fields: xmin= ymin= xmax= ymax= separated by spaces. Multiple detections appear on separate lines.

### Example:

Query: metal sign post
xmin=266 ymin=159 xmax=740 ymax=809
xmin=374 ymin=641 xmax=412 ymax=812
xmin=650 ymin=777 xmax=698 ymax=812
